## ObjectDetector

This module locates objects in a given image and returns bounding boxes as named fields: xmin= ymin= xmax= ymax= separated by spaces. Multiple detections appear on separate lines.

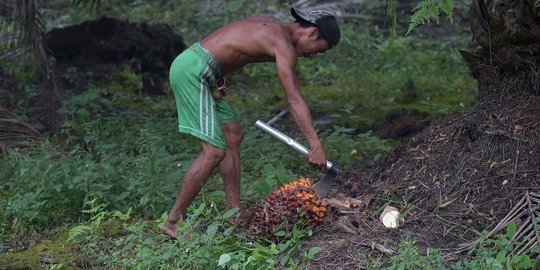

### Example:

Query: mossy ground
xmin=1 ymin=235 xmax=81 ymax=269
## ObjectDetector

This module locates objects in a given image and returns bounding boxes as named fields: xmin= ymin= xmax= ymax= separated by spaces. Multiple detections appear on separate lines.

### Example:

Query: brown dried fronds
xmin=0 ymin=107 xmax=43 ymax=153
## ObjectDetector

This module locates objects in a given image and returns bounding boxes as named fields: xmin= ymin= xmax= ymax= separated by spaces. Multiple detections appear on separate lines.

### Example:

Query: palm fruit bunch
xmin=248 ymin=178 xmax=328 ymax=238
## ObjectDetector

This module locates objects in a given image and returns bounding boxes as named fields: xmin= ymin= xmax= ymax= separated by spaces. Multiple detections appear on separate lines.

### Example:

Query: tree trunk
xmin=466 ymin=0 xmax=540 ymax=100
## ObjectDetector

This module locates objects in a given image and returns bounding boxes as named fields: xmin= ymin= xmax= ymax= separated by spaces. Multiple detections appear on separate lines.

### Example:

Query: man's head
xmin=291 ymin=8 xmax=341 ymax=49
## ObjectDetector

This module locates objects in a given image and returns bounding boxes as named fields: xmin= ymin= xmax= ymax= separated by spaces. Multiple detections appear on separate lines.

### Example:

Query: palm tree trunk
xmin=2 ymin=0 xmax=64 ymax=131
xmin=465 ymin=0 xmax=540 ymax=100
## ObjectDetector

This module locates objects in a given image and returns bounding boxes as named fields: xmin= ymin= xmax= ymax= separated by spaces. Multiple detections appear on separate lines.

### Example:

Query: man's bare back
xmin=200 ymin=16 xmax=293 ymax=76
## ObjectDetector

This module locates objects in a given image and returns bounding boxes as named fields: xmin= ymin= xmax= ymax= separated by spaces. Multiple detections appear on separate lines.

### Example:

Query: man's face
xmin=297 ymin=27 xmax=330 ymax=58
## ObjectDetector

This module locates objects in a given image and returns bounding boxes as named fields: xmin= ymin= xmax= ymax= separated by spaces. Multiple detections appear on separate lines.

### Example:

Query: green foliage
xmin=0 ymin=84 xmax=38 ymax=120
xmin=0 ymin=115 xmax=187 ymax=236
xmin=369 ymin=222 xmax=539 ymax=270
xmin=450 ymin=222 xmax=539 ymax=270
xmin=407 ymin=0 xmax=454 ymax=34
xmin=105 ymin=66 xmax=143 ymax=95
xmin=69 ymin=0 xmax=102 ymax=10
xmin=385 ymin=238 xmax=447 ymax=270
xmin=0 ymin=85 xmax=391 ymax=238
xmin=75 ymin=201 xmax=318 ymax=269
xmin=387 ymin=0 xmax=398 ymax=38
xmin=0 ymin=44 xmax=39 ymax=81
xmin=321 ymin=127 xmax=393 ymax=165
xmin=67 ymin=195 xmax=111 ymax=242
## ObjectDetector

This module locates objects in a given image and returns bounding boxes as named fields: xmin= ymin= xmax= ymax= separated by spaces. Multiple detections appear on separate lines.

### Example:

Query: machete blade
xmin=312 ymin=163 xmax=341 ymax=198
xmin=312 ymin=174 xmax=335 ymax=198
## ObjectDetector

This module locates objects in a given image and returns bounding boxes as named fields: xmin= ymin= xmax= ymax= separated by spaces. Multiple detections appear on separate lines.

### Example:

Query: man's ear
xmin=308 ymin=27 xmax=320 ymax=38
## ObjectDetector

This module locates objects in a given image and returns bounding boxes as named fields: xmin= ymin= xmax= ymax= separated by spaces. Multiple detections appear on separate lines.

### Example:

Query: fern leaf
xmin=407 ymin=0 xmax=455 ymax=34
xmin=67 ymin=224 xmax=93 ymax=242
xmin=440 ymin=0 xmax=454 ymax=22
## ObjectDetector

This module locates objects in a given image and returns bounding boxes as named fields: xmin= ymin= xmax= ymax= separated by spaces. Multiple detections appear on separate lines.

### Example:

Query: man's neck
xmin=286 ymin=22 xmax=301 ymax=47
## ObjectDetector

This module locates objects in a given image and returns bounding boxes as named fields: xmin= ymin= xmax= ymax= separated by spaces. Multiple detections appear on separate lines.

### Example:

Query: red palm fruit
xmin=248 ymin=178 xmax=328 ymax=238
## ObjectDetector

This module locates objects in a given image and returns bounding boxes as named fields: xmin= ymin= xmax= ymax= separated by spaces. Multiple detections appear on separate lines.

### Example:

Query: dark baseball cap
xmin=290 ymin=7 xmax=341 ymax=48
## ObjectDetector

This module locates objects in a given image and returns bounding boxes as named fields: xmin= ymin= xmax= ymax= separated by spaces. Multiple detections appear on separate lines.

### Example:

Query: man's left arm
xmin=273 ymin=42 xmax=327 ymax=171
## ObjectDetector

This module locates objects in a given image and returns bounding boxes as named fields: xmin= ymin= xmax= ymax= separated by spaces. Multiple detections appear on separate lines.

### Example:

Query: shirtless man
xmin=162 ymin=8 xmax=340 ymax=239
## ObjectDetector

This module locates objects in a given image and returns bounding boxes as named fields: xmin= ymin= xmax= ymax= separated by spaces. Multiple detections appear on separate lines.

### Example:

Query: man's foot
xmin=160 ymin=224 xmax=178 ymax=239
xmin=160 ymin=221 xmax=193 ymax=241
xmin=160 ymin=226 xmax=192 ymax=241
xmin=227 ymin=208 xmax=253 ymax=227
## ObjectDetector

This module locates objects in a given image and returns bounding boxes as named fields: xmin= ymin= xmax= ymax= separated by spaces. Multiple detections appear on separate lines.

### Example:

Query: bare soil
xmin=303 ymin=94 xmax=540 ymax=268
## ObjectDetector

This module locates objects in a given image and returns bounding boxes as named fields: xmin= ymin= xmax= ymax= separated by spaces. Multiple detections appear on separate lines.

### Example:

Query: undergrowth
xmin=0 ymin=89 xmax=392 ymax=268
xmin=365 ymin=221 xmax=539 ymax=269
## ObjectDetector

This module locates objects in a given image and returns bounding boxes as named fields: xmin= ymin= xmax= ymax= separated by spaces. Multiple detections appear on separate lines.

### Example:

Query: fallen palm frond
xmin=456 ymin=191 xmax=540 ymax=255
xmin=0 ymin=107 xmax=43 ymax=152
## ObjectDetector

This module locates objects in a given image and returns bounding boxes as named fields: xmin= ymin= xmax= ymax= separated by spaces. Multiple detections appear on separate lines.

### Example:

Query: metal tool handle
xmin=255 ymin=120 xmax=333 ymax=170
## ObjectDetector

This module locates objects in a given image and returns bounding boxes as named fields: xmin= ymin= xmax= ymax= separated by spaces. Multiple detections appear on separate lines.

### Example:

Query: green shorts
xmin=169 ymin=43 xmax=238 ymax=149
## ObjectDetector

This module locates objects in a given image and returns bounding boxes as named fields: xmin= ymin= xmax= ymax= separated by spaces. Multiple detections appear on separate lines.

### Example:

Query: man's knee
xmin=224 ymin=123 xmax=244 ymax=147
xmin=201 ymin=143 xmax=227 ymax=165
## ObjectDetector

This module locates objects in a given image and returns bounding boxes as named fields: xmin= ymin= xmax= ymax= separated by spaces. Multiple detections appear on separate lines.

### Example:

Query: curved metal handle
xmin=255 ymin=120 xmax=333 ymax=170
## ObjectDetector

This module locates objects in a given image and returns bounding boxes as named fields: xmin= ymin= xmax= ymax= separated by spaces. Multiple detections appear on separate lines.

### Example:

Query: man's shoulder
xmin=233 ymin=16 xmax=286 ymax=32
xmin=228 ymin=17 xmax=290 ymax=44
xmin=241 ymin=15 xmax=277 ymax=22
xmin=201 ymin=15 xmax=294 ymax=67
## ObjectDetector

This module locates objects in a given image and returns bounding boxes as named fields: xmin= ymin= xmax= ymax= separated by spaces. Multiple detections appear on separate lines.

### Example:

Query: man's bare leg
xmin=219 ymin=123 xmax=251 ymax=222
xmin=161 ymin=141 xmax=226 ymax=238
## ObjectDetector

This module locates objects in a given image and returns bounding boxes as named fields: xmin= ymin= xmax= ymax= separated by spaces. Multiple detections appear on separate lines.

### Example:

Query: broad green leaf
xmin=218 ymin=253 xmax=231 ymax=267
xmin=206 ymin=222 xmax=218 ymax=239
xmin=223 ymin=226 xmax=234 ymax=236
xmin=280 ymin=254 xmax=289 ymax=266
xmin=222 ymin=207 xmax=238 ymax=219
xmin=270 ymin=243 xmax=279 ymax=254
xmin=306 ymin=247 xmax=321 ymax=259
xmin=253 ymin=179 xmax=272 ymax=196
xmin=76 ymin=108 xmax=90 ymax=118
xmin=506 ymin=220 xmax=517 ymax=239
xmin=495 ymin=250 xmax=507 ymax=264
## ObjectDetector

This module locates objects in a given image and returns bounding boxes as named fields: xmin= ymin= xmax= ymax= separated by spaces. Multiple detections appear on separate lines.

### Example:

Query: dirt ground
xmin=302 ymin=94 xmax=540 ymax=269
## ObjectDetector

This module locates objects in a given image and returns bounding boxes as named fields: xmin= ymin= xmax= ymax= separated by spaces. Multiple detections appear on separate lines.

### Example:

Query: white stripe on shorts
xmin=199 ymin=67 xmax=206 ymax=134
xmin=210 ymin=91 xmax=215 ymax=139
